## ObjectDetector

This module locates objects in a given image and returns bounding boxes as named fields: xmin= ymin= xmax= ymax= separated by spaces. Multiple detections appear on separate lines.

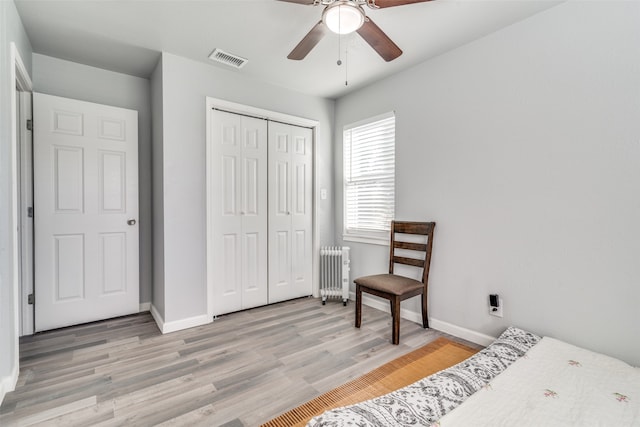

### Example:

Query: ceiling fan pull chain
xmin=337 ymin=7 xmax=343 ymax=66
xmin=337 ymin=27 xmax=342 ymax=66
xmin=345 ymin=42 xmax=349 ymax=86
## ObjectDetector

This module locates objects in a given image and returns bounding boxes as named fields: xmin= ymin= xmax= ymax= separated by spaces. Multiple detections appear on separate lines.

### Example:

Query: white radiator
xmin=320 ymin=246 xmax=350 ymax=306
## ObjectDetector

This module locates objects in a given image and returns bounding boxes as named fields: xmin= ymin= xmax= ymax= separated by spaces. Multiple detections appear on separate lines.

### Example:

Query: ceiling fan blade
xmin=371 ymin=0 xmax=434 ymax=8
xmin=276 ymin=0 xmax=317 ymax=4
xmin=356 ymin=18 xmax=402 ymax=62
xmin=287 ymin=21 xmax=328 ymax=60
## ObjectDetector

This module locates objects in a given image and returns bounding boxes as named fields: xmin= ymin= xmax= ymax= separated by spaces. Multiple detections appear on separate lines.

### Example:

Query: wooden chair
xmin=354 ymin=221 xmax=435 ymax=345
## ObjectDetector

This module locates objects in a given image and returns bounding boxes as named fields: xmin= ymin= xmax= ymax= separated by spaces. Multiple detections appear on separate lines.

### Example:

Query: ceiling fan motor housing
xmin=322 ymin=1 xmax=366 ymax=34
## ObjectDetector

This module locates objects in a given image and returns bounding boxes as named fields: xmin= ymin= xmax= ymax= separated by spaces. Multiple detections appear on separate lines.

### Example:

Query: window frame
xmin=342 ymin=111 xmax=395 ymax=246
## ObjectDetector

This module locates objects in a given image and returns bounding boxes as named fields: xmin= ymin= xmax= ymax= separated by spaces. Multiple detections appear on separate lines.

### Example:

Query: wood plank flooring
xmin=1 ymin=297 xmax=481 ymax=426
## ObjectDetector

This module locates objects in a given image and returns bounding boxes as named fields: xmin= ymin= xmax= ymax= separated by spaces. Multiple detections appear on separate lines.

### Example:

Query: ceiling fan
xmin=279 ymin=0 xmax=434 ymax=62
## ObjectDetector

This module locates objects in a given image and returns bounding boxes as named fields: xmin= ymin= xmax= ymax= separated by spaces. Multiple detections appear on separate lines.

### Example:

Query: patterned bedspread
xmin=307 ymin=327 xmax=541 ymax=427
xmin=437 ymin=336 xmax=640 ymax=426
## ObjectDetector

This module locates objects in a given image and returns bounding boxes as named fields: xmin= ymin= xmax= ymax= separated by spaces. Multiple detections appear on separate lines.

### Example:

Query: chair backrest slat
xmin=393 ymin=241 xmax=427 ymax=252
xmin=392 ymin=256 xmax=425 ymax=268
xmin=393 ymin=222 xmax=432 ymax=235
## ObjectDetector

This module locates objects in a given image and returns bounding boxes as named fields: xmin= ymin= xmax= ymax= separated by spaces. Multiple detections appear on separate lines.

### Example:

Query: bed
xmin=307 ymin=327 xmax=640 ymax=426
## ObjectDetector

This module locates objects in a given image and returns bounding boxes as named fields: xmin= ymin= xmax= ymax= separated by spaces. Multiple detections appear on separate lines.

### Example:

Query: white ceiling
xmin=14 ymin=0 xmax=562 ymax=99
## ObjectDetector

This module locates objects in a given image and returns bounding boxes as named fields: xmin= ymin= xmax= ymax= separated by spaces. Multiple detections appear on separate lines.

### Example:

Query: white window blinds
xmin=343 ymin=112 xmax=395 ymax=243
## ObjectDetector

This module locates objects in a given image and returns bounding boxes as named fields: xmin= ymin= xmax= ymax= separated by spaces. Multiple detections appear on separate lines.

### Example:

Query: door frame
xmin=205 ymin=97 xmax=320 ymax=320
xmin=11 ymin=42 xmax=34 ymax=339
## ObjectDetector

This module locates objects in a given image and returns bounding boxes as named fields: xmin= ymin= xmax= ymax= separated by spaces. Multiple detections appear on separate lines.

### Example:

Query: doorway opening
xmin=11 ymin=43 xmax=34 ymax=337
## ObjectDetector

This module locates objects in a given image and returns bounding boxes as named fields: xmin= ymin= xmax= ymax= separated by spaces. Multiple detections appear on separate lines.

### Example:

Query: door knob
xmin=127 ymin=219 xmax=136 ymax=226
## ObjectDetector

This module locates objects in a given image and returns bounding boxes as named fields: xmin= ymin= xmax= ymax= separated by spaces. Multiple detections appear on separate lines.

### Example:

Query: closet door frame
xmin=205 ymin=97 xmax=319 ymax=320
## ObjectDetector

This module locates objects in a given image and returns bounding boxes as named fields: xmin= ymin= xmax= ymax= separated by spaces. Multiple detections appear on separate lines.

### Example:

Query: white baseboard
xmin=150 ymin=304 xmax=211 ymax=334
xmin=350 ymin=291 xmax=496 ymax=347
xmin=149 ymin=304 xmax=164 ymax=331
xmin=0 ymin=358 xmax=19 ymax=406
xmin=139 ymin=302 xmax=151 ymax=312
xmin=429 ymin=318 xmax=495 ymax=347
xmin=161 ymin=314 xmax=210 ymax=334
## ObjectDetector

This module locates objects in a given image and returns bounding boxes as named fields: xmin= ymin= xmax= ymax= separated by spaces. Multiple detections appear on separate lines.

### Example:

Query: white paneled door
xmin=33 ymin=93 xmax=139 ymax=331
xmin=209 ymin=110 xmax=268 ymax=315
xmin=268 ymin=121 xmax=313 ymax=303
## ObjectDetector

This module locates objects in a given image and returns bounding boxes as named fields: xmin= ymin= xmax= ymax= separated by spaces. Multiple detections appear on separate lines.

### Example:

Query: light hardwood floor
xmin=1 ymin=297 xmax=480 ymax=426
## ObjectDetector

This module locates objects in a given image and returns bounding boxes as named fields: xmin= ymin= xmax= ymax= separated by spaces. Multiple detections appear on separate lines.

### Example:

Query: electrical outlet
xmin=489 ymin=298 xmax=503 ymax=318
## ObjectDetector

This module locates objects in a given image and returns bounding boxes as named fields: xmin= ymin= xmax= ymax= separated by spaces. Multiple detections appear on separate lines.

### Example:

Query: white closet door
xmin=268 ymin=121 xmax=313 ymax=303
xmin=290 ymin=124 xmax=313 ymax=299
xmin=33 ymin=93 xmax=139 ymax=331
xmin=210 ymin=110 xmax=267 ymax=315
xmin=239 ymin=116 xmax=268 ymax=310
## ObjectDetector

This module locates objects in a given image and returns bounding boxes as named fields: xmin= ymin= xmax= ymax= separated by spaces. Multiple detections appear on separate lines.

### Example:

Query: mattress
xmin=437 ymin=336 xmax=640 ymax=426
xmin=307 ymin=327 xmax=640 ymax=426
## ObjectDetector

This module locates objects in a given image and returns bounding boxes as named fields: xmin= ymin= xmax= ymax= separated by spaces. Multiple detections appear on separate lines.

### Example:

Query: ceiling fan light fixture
xmin=323 ymin=3 xmax=365 ymax=35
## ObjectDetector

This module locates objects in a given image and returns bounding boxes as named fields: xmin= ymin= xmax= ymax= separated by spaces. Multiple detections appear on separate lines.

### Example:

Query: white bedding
xmin=307 ymin=327 xmax=541 ymax=426
xmin=437 ymin=337 xmax=640 ymax=426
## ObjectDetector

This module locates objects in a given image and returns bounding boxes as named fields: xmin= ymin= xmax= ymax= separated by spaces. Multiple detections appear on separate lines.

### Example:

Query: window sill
xmin=343 ymin=234 xmax=389 ymax=246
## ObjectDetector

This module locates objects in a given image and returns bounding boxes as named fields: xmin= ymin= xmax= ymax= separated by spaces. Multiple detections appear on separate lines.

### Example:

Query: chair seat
xmin=355 ymin=274 xmax=424 ymax=296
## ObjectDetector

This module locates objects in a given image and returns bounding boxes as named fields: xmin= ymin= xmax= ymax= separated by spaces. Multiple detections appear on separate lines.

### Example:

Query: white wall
xmin=31 ymin=54 xmax=154 ymax=305
xmin=156 ymin=52 xmax=335 ymax=323
xmin=335 ymin=1 xmax=640 ymax=365
xmin=0 ymin=0 xmax=32 ymax=401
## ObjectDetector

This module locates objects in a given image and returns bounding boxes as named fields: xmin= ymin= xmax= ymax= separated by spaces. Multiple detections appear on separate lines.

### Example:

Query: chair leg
xmin=355 ymin=284 xmax=362 ymax=328
xmin=391 ymin=297 xmax=401 ymax=345
xmin=421 ymin=292 xmax=429 ymax=329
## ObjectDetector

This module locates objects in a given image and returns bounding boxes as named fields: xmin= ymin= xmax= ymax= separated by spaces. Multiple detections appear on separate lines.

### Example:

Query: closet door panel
xmin=241 ymin=231 xmax=263 ymax=309
xmin=210 ymin=112 xmax=268 ymax=314
xmin=240 ymin=116 xmax=268 ymax=309
xmin=268 ymin=123 xmax=292 ymax=303
xmin=293 ymin=230 xmax=307 ymax=283
xmin=221 ymin=233 xmax=241 ymax=300
xmin=270 ymin=230 xmax=292 ymax=303
xmin=221 ymin=156 xmax=238 ymax=215
xmin=211 ymin=111 xmax=243 ymax=315
xmin=290 ymin=126 xmax=313 ymax=298
xmin=268 ymin=122 xmax=313 ymax=303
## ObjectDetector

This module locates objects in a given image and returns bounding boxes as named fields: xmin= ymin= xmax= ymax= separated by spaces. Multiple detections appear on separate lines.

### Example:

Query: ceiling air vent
xmin=208 ymin=48 xmax=248 ymax=69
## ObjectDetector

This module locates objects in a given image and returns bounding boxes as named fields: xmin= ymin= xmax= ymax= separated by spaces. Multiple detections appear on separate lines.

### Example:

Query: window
xmin=343 ymin=112 xmax=395 ymax=244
